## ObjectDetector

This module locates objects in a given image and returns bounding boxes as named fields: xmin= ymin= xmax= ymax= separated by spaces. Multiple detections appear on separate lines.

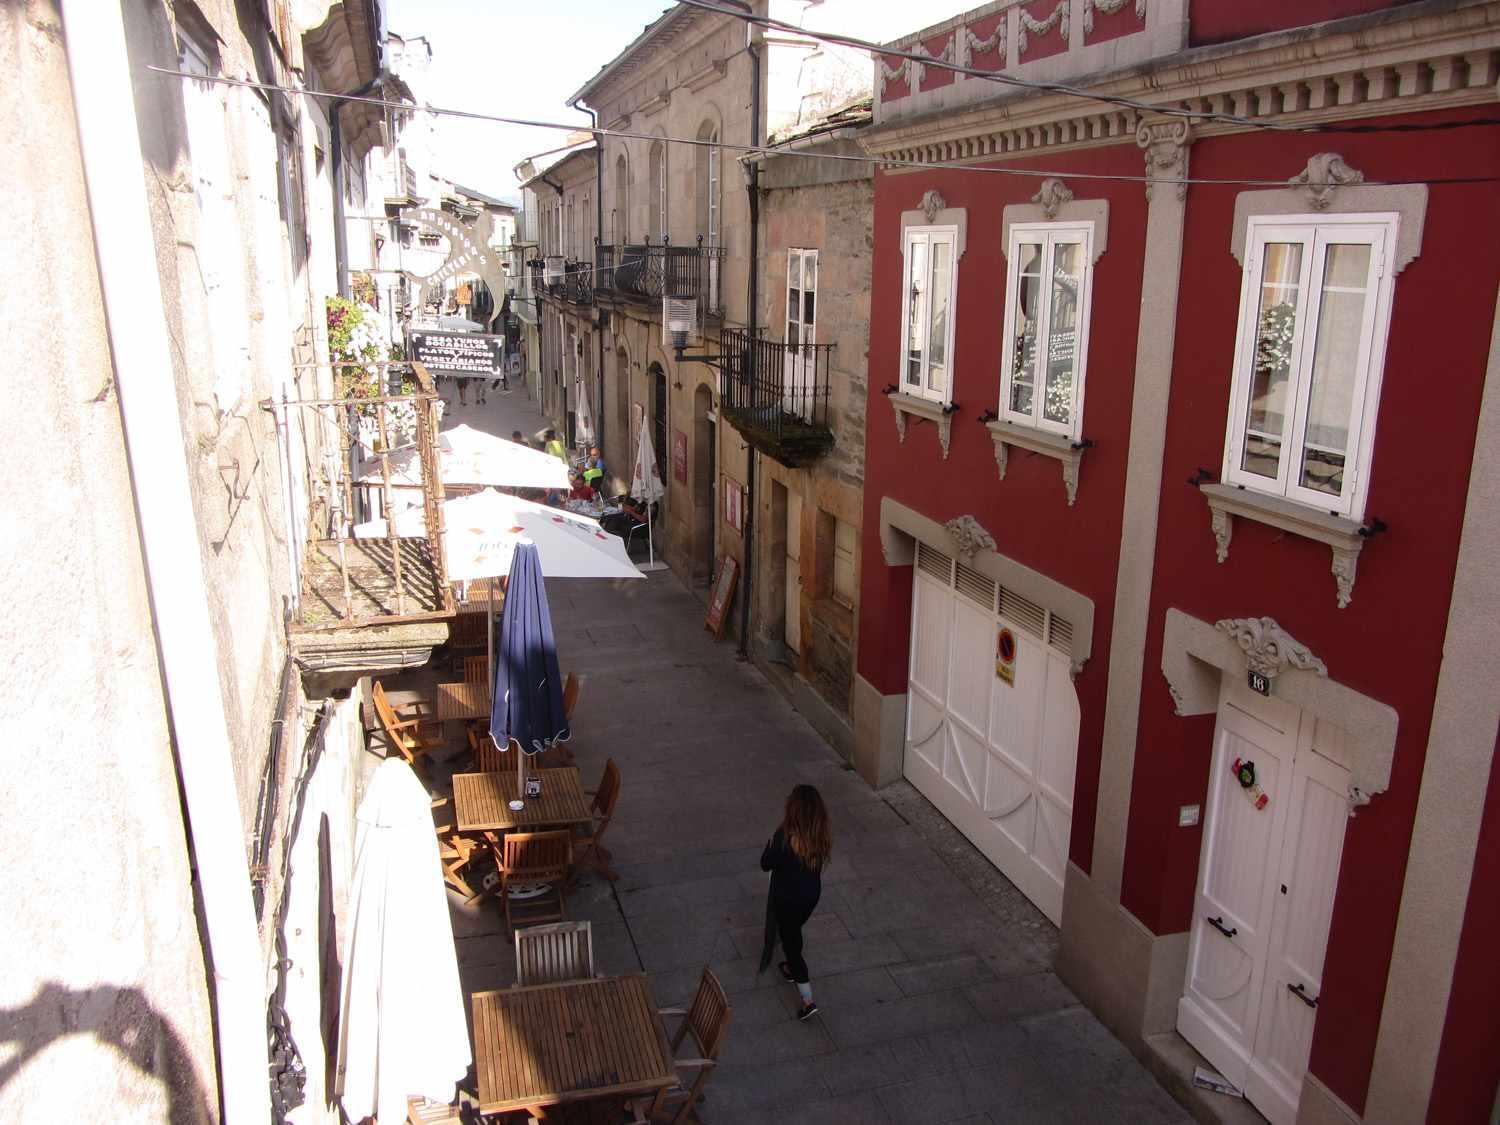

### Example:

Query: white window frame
xmin=998 ymin=221 xmax=1095 ymax=441
xmin=785 ymin=248 xmax=818 ymax=352
xmin=898 ymin=225 xmax=959 ymax=405
xmin=1222 ymin=212 xmax=1398 ymax=519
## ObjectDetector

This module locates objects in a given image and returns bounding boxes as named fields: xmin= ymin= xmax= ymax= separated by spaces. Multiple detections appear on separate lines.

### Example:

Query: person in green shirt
xmin=543 ymin=429 xmax=567 ymax=462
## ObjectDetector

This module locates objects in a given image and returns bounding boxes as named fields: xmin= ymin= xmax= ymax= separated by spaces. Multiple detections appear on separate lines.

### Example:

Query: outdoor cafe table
xmin=435 ymin=680 xmax=489 ymax=721
xmin=471 ymin=974 xmax=677 ymax=1117
xmin=452 ymin=767 xmax=592 ymax=833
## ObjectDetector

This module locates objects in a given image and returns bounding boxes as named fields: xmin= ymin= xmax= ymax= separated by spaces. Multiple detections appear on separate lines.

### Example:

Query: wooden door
xmin=1179 ymin=683 xmax=1350 ymax=1125
xmin=784 ymin=491 xmax=802 ymax=653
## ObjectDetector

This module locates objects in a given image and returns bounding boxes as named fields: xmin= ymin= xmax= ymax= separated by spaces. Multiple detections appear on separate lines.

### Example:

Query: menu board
xmin=410 ymin=330 xmax=503 ymax=377
xmin=704 ymin=555 xmax=740 ymax=639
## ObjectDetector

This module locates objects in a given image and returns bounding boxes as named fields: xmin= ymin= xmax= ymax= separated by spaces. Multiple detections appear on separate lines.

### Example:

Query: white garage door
xmin=904 ymin=542 xmax=1080 ymax=924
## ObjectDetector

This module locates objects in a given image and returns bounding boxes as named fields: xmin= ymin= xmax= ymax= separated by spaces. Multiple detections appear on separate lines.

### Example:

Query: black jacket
xmin=760 ymin=828 xmax=821 ymax=909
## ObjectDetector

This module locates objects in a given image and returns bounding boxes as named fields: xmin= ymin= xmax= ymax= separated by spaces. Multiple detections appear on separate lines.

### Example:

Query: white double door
xmin=1178 ymin=681 xmax=1352 ymax=1125
xmin=903 ymin=558 xmax=1078 ymax=925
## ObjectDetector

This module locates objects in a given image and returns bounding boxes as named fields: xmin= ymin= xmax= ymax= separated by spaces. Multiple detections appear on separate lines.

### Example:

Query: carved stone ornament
xmin=891 ymin=397 xmax=908 ymax=442
xmin=1215 ymin=617 xmax=1328 ymax=681
xmin=920 ymin=189 xmax=947 ymax=224
xmin=1136 ymin=118 xmax=1191 ymax=202
xmin=944 ymin=515 xmax=996 ymax=561
xmin=1031 ymin=178 xmax=1074 ymax=221
xmin=1210 ymin=507 xmax=1232 ymax=563
xmin=1085 ymin=0 xmax=1146 ymax=34
xmin=1289 ymin=153 xmax=1366 ymax=211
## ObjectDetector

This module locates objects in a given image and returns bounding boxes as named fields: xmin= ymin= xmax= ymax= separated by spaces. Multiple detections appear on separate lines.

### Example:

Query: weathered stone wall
xmin=0 ymin=1 xmax=218 ymax=1116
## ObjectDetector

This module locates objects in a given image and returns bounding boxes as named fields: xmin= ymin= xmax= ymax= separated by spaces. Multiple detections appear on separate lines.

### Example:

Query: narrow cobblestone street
xmin=424 ymin=384 xmax=1191 ymax=1125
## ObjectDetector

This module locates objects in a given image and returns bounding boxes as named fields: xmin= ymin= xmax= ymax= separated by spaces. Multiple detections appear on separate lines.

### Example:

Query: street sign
xmin=410 ymin=330 xmax=503 ymax=378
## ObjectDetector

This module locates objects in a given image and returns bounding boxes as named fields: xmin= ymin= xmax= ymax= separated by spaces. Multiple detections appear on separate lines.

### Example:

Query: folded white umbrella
xmin=355 ymin=489 xmax=643 ymax=580
xmin=355 ymin=423 xmax=569 ymax=490
xmin=336 ymin=758 xmax=470 ymax=1125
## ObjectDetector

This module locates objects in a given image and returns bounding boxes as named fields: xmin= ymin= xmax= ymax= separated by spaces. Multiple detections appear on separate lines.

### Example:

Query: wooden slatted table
xmin=471 ymin=974 xmax=676 ymax=1117
xmin=435 ymin=680 xmax=490 ymax=721
xmin=452 ymin=767 xmax=592 ymax=833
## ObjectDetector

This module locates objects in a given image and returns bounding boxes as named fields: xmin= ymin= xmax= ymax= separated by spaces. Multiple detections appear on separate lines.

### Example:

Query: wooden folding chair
xmin=514 ymin=921 xmax=595 ymax=986
xmin=372 ymin=681 xmax=444 ymax=774
xmin=406 ymin=1095 xmax=460 ymax=1123
xmin=463 ymin=654 xmax=490 ymax=684
xmin=499 ymin=830 xmax=573 ymax=938
xmin=430 ymin=797 xmax=484 ymax=903
xmin=639 ymin=968 xmax=731 ymax=1125
xmin=563 ymin=671 xmax=581 ymax=719
xmin=572 ymin=759 xmax=620 ymax=882
xmin=469 ymin=726 xmax=510 ymax=772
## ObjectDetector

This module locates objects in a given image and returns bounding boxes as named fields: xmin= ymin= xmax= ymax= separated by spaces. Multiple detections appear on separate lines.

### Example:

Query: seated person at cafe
xmin=511 ymin=430 xmax=528 ymax=446
xmin=567 ymin=470 xmax=596 ymax=502
xmin=582 ymin=445 xmax=605 ymax=491
xmin=601 ymin=495 xmax=652 ymax=538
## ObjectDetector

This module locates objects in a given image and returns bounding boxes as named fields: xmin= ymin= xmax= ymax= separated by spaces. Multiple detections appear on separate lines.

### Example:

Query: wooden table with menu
xmin=471 ymin=974 xmax=677 ymax=1118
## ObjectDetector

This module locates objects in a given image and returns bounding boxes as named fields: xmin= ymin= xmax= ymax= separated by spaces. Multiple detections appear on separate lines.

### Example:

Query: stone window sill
xmin=1201 ymin=483 xmax=1368 ymax=608
xmin=986 ymin=421 xmax=1086 ymax=506
xmin=890 ymin=392 xmax=955 ymax=458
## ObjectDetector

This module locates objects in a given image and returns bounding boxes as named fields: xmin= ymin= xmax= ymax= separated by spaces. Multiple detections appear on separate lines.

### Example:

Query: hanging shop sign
xmin=399 ymin=205 xmax=509 ymax=331
xmin=409 ymin=330 xmax=504 ymax=378
xmin=995 ymin=627 xmax=1017 ymax=686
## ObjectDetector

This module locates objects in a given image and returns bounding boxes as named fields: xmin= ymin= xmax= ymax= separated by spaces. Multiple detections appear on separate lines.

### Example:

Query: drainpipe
xmin=539 ymin=176 xmax=565 ymax=424
xmin=573 ymin=100 xmax=606 ymax=458
xmin=61 ymin=3 xmax=270 ymax=1122
xmin=332 ymin=73 xmax=388 ymax=298
xmin=738 ymin=32 xmax=761 ymax=659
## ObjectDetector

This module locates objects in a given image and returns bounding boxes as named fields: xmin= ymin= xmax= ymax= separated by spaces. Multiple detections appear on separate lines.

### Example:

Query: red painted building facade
xmin=851 ymin=2 xmax=1500 ymax=1121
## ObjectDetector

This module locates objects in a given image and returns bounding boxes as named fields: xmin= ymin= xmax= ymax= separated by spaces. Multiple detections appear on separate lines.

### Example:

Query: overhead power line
xmin=673 ymin=0 xmax=1500 ymax=136
xmin=144 ymin=67 xmax=1500 ymax=191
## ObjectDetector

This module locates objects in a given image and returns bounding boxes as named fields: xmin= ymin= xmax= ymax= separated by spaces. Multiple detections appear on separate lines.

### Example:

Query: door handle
xmin=1207 ymin=915 xmax=1238 ymax=940
xmin=1286 ymin=982 xmax=1319 ymax=1009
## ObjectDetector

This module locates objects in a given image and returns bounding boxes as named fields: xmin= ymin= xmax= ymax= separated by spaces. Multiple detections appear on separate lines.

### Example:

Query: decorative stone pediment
xmin=920 ymin=190 xmax=947 ymax=224
xmin=1289 ymin=153 xmax=1365 ymax=210
xmin=1215 ymin=617 xmax=1327 ymax=681
xmin=944 ymin=515 xmax=996 ymax=561
xmin=1031 ymin=178 xmax=1074 ymax=221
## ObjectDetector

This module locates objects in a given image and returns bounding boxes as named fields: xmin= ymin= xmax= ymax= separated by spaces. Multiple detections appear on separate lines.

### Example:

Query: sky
xmin=385 ymin=0 xmax=677 ymax=199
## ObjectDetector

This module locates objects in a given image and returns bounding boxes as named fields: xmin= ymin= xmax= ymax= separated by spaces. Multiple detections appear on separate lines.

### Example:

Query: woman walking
xmin=759 ymin=785 xmax=831 ymax=1021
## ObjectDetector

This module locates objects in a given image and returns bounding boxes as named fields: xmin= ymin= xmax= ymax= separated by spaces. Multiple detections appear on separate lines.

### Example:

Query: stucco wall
xmin=857 ymin=142 xmax=1151 ymax=874
xmin=0 ymin=1 xmax=218 ymax=1117
xmin=1126 ymin=112 xmax=1500 ymax=1112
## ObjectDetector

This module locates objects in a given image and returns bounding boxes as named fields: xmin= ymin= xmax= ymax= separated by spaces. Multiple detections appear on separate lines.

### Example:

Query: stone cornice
xmin=860 ymin=1 xmax=1500 ymax=163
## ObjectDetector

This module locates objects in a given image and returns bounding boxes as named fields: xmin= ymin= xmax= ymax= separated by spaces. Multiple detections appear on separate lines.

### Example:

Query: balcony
xmin=281 ymin=361 xmax=454 ymax=651
xmin=595 ymin=239 xmax=725 ymax=319
xmin=718 ymin=327 xmax=836 ymax=467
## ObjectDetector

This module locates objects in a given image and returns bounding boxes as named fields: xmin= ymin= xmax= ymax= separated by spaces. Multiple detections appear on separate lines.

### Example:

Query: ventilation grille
xmin=916 ymin=542 xmax=953 ymax=583
xmin=955 ymin=563 xmax=996 ymax=611
xmin=999 ymin=586 xmax=1047 ymax=640
xmin=1047 ymin=614 xmax=1074 ymax=655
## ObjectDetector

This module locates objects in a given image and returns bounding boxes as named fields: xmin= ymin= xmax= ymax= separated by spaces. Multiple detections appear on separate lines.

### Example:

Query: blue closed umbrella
xmin=490 ymin=541 xmax=570 ymax=803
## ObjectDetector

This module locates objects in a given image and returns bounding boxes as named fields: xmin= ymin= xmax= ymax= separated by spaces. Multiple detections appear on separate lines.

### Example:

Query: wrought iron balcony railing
xmin=718 ymin=327 xmax=836 ymax=467
xmin=557 ymin=259 xmax=594 ymax=305
xmin=595 ymin=238 xmax=725 ymax=318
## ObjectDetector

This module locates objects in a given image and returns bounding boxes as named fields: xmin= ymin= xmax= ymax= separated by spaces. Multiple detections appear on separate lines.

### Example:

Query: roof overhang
xmin=567 ymin=3 xmax=705 ymax=108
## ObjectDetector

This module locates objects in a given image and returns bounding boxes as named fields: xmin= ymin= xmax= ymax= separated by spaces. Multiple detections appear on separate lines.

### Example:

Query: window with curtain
xmin=1222 ymin=213 xmax=1397 ymax=518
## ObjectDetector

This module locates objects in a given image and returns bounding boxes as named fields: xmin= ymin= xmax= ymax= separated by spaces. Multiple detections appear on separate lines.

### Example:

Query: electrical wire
xmin=673 ymin=0 xmax=1500 ymax=136
xmin=144 ymin=66 xmax=1500 ymax=191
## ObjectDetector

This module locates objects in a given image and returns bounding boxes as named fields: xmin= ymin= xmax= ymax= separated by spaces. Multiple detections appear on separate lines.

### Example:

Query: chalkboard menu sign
xmin=704 ymin=556 xmax=739 ymax=638
xmin=410 ymin=330 xmax=504 ymax=378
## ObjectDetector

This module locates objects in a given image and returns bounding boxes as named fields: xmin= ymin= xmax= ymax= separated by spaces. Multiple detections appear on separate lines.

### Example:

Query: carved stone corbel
xmin=891 ymin=397 xmax=908 ymax=442
xmin=1031 ymin=178 xmax=1075 ymax=221
xmin=1215 ymin=616 xmax=1329 ymax=681
xmin=1210 ymin=507 xmax=1232 ymax=563
xmin=944 ymin=515 xmax=997 ymax=561
xmin=920 ymin=190 xmax=947 ymax=224
xmin=1289 ymin=153 xmax=1365 ymax=211
xmin=1330 ymin=545 xmax=1360 ymax=610
xmin=994 ymin=440 xmax=1008 ymax=480
xmin=1137 ymin=118 xmax=1192 ymax=202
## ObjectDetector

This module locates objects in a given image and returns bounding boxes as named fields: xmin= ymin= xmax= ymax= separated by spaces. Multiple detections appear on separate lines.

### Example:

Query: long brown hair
xmin=782 ymin=785 xmax=832 ymax=872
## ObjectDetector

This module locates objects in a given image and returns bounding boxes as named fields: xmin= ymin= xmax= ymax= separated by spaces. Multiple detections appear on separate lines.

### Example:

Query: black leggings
xmin=775 ymin=898 xmax=818 ymax=984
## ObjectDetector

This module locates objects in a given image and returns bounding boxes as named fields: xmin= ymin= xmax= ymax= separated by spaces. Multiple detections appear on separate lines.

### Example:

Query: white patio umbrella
xmin=573 ymin=368 xmax=596 ymax=448
xmin=354 ymin=489 xmax=643 ymax=684
xmin=630 ymin=423 xmax=667 ymax=572
xmin=336 ymin=758 xmax=470 ymax=1125
xmin=355 ymin=423 xmax=569 ymax=491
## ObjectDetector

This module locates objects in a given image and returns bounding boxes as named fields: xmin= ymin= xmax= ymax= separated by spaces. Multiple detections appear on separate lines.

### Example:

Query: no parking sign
xmin=996 ymin=627 xmax=1017 ymax=686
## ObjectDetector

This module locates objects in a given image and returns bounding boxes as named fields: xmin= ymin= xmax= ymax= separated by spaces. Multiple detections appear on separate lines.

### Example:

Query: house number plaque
xmin=1247 ymin=670 xmax=1271 ymax=696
